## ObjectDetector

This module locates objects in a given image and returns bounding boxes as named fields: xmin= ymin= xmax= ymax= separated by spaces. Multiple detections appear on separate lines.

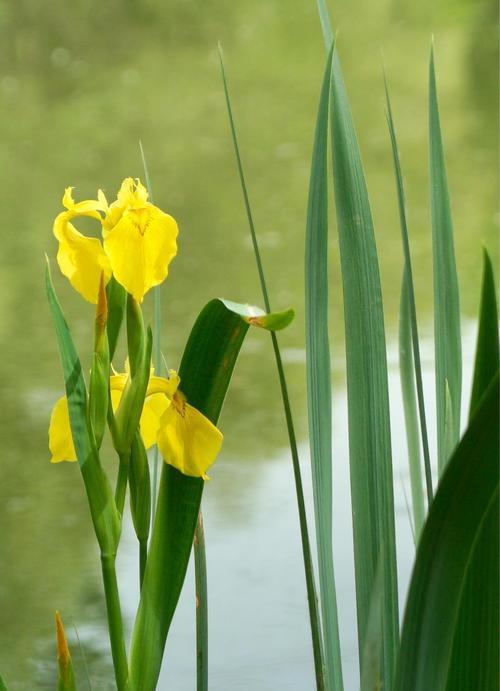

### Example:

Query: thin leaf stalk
xmin=194 ymin=512 xmax=208 ymax=691
xmin=219 ymin=46 xmax=327 ymax=691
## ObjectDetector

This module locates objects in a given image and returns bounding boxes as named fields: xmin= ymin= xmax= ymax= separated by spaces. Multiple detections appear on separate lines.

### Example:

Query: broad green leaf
xmin=399 ymin=274 xmax=425 ymax=538
xmin=395 ymin=373 xmax=499 ymax=691
xmin=469 ymin=248 xmax=499 ymax=417
xmin=385 ymin=76 xmax=433 ymax=507
xmin=220 ymin=299 xmax=294 ymax=331
xmin=444 ymin=252 xmax=499 ymax=691
xmin=0 ymin=674 xmax=8 ymax=691
xmin=330 ymin=47 xmax=399 ymax=687
xmin=129 ymin=298 xmax=270 ymax=691
xmin=429 ymin=47 xmax=462 ymax=474
xmin=56 ymin=612 xmax=77 ymax=691
xmin=220 ymin=47 xmax=327 ymax=691
xmin=305 ymin=44 xmax=343 ymax=691
xmin=46 ymin=262 xmax=120 ymax=555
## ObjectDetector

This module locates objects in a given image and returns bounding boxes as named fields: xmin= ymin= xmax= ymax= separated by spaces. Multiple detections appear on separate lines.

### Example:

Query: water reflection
xmin=0 ymin=0 xmax=496 ymax=688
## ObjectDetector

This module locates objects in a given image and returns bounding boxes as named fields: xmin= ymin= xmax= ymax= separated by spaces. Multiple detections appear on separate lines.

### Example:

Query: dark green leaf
xmin=395 ymin=373 xmax=499 ymax=691
xmin=469 ymin=248 xmax=499 ymax=417
xmin=128 ymin=298 xmax=255 ymax=691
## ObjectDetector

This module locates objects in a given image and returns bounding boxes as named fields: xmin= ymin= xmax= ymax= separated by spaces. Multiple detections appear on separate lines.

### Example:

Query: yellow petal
xmin=103 ymin=204 xmax=178 ymax=302
xmin=146 ymin=371 xmax=180 ymax=398
xmin=140 ymin=393 xmax=170 ymax=449
xmin=49 ymin=396 xmax=77 ymax=463
xmin=157 ymin=394 xmax=223 ymax=478
xmin=54 ymin=212 xmax=112 ymax=304
xmin=110 ymin=373 xmax=128 ymax=396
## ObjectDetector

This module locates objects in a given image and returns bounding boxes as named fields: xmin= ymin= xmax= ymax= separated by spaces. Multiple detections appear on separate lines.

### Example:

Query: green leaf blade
xmin=395 ymin=373 xmax=499 ymax=691
xmin=469 ymin=248 xmax=499 ymax=417
xmin=305 ymin=44 xmax=344 ymax=691
xmin=128 ymin=298 xmax=253 ymax=691
xmin=330 ymin=48 xmax=399 ymax=688
xmin=45 ymin=263 xmax=120 ymax=555
xmin=429 ymin=47 xmax=462 ymax=473
xmin=399 ymin=274 xmax=425 ymax=538
xmin=385 ymin=76 xmax=433 ymax=506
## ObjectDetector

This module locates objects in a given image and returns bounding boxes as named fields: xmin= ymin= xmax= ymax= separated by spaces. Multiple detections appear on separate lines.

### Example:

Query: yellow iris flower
xmin=53 ymin=178 xmax=178 ymax=304
xmin=49 ymin=370 xmax=223 ymax=479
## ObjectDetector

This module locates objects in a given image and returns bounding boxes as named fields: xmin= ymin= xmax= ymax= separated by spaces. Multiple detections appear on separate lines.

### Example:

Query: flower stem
xmin=100 ymin=553 xmax=128 ymax=691
xmin=115 ymin=452 xmax=129 ymax=516
xmin=194 ymin=512 xmax=208 ymax=691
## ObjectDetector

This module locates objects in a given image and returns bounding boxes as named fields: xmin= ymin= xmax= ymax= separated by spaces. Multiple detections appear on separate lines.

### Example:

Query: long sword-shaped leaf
xmin=385 ymin=77 xmax=433 ymax=507
xmin=399 ymin=274 xmax=425 ymax=538
xmin=395 ymin=372 xmax=499 ymax=691
xmin=469 ymin=248 xmax=499 ymax=416
xmin=443 ymin=249 xmax=499 ymax=691
xmin=46 ymin=263 xmax=120 ymax=555
xmin=305 ymin=44 xmax=343 ymax=691
xmin=220 ymin=47 xmax=327 ymax=691
xmin=329 ymin=48 xmax=399 ymax=688
xmin=128 ymin=298 xmax=290 ymax=691
xmin=429 ymin=46 xmax=462 ymax=474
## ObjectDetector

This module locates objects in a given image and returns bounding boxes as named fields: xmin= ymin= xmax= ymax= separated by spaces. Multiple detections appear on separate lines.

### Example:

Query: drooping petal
xmin=147 ymin=371 xmax=180 ymax=398
xmin=157 ymin=393 xmax=223 ymax=478
xmin=103 ymin=204 xmax=178 ymax=303
xmin=140 ymin=393 xmax=170 ymax=449
xmin=49 ymin=396 xmax=77 ymax=463
xmin=54 ymin=216 xmax=112 ymax=303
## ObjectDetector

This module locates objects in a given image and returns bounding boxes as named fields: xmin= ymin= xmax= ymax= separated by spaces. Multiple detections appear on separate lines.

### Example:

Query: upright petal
xmin=103 ymin=204 xmax=178 ymax=303
xmin=157 ymin=393 xmax=223 ymax=478
xmin=49 ymin=396 xmax=77 ymax=463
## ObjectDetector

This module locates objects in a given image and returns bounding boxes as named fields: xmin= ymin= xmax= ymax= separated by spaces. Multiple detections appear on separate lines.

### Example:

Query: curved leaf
xmin=129 ymin=298 xmax=272 ymax=691
xmin=395 ymin=373 xmax=499 ymax=691
xmin=469 ymin=248 xmax=499 ymax=417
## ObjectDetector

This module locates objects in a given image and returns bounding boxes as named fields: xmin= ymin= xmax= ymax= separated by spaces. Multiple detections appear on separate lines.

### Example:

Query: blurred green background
xmin=0 ymin=0 xmax=497 ymax=688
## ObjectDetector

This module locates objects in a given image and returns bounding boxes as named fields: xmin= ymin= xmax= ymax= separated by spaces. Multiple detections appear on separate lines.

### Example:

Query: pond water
xmin=0 ymin=0 xmax=496 ymax=689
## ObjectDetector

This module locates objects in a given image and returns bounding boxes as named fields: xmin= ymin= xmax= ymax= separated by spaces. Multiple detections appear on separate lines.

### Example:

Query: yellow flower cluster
xmin=49 ymin=368 xmax=222 ymax=478
xmin=50 ymin=178 xmax=223 ymax=479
